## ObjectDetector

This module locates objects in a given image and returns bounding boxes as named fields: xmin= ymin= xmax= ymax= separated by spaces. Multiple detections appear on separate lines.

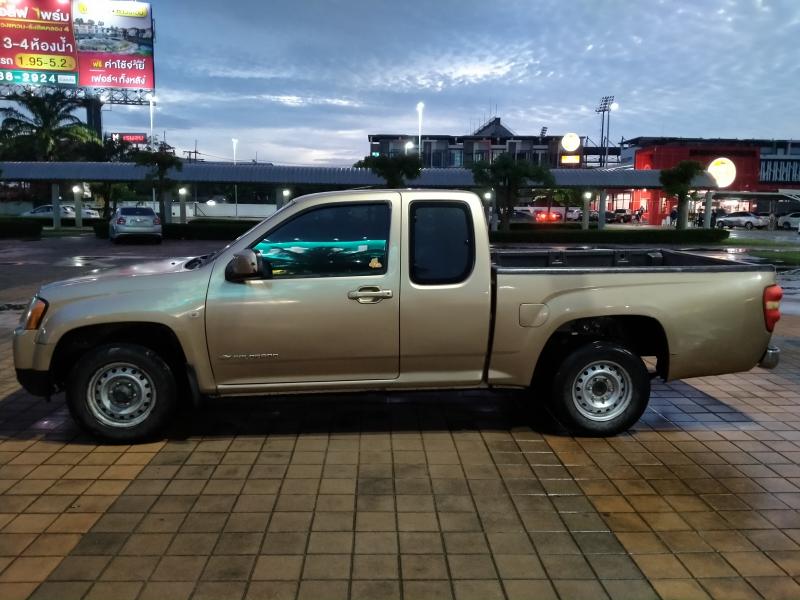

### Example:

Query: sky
xmin=100 ymin=0 xmax=800 ymax=166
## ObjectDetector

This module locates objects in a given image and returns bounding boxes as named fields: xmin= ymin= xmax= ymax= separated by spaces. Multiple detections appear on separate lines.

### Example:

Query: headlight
xmin=21 ymin=297 xmax=48 ymax=330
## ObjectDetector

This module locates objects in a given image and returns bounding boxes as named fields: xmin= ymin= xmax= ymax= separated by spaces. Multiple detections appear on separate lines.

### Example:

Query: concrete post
xmin=179 ymin=191 xmax=187 ymax=224
xmin=703 ymin=191 xmax=713 ymax=229
xmin=73 ymin=189 xmax=83 ymax=228
xmin=598 ymin=190 xmax=608 ymax=230
xmin=51 ymin=183 xmax=61 ymax=230
xmin=582 ymin=195 xmax=590 ymax=230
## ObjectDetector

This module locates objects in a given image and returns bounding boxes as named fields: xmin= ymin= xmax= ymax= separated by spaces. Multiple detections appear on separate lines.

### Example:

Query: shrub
xmin=490 ymin=228 xmax=729 ymax=245
xmin=0 ymin=218 xmax=43 ymax=239
xmin=509 ymin=222 xmax=590 ymax=231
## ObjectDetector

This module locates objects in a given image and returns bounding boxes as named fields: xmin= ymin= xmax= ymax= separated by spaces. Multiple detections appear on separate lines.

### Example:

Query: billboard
xmin=110 ymin=132 xmax=146 ymax=143
xmin=0 ymin=0 xmax=154 ymax=92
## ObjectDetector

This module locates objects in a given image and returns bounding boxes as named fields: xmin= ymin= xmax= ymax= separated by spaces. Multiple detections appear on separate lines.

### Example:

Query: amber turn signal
xmin=24 ymin=297 xmax=48 ymax=331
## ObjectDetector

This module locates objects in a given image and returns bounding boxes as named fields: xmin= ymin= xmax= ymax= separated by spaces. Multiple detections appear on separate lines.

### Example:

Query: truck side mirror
xmin=225 ymin=249 xmax=272 ymax=282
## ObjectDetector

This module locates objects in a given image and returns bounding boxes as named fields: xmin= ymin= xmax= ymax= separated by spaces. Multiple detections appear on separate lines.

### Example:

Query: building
xmin=622 ymin=137 xmax=800 ymax=224
xmin=368 ymin=117 xmax=620 ymax=169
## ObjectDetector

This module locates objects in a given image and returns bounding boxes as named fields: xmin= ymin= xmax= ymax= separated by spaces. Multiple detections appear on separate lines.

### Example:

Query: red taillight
xmin=116 ymin=217 xmax=126 ymax=224
xmin=154 ymin=217 xmax=161 ymax=225
xmin=549 ymin=213 xmax=559 ymax=221
xmin=764 ymin=285 xmax=782 ymax=332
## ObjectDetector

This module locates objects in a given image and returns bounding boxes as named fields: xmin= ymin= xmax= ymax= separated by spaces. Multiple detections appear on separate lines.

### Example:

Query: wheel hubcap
xmin=86 ymin=362 xmax=156 ymax=428
xmin=572 ymin=360 xmax=632 ymax=422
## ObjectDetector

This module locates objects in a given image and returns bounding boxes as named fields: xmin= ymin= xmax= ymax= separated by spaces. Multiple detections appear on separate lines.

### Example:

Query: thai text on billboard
xmin=0 ymin=0 xmax=154 ymax=91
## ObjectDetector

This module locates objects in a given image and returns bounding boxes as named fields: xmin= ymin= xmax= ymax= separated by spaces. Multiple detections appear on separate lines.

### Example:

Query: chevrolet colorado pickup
xmin=14 ymin=189 xmax=782 ymax=441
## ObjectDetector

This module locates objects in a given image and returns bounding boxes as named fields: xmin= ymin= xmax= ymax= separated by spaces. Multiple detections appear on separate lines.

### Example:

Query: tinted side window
xmin=121 ymin=207 xmax=156 ymax=216
xmin=410 ymin=202 xmax=474 ymax=285
xmin=253 ymin=203 xmax=390 ymax=278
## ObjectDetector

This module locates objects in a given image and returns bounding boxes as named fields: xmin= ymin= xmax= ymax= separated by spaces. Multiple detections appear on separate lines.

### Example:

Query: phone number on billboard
xmin=0 ymin=70 xmax=78 ymax=85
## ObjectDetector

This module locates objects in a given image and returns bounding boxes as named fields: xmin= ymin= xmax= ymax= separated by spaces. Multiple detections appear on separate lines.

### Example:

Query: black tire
xmin=745 ymin=222 xmax=753 ymax=230
xmin=716 ymin=222 xmax=725 ymax=229
xmin=783 ymin=222 xmax=791 ymax=230
xmin=66 ymin=343 xmax=177 ymax=442
xmin=549 ymin=341 xmax=649 ymax=436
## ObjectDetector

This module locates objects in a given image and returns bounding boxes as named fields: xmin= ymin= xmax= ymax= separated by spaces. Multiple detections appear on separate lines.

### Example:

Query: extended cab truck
xmin=14 ymin=190 xmax=782 ymax=442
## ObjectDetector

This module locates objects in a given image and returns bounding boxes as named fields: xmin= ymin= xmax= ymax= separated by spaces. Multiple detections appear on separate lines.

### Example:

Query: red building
xmin=623 ymin=137 xmax=800 ymax=225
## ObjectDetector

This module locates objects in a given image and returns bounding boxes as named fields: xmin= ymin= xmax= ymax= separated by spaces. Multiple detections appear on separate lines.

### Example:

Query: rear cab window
xmin=121 ymin=208 xmax=156 ymax=216
xmin=410 ymin=201 xmax=475 ymax=285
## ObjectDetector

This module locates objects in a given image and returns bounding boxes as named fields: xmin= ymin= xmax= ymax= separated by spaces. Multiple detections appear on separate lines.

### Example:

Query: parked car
xmin=613 ymin=208 xmax=633 ymax=223
xmin=510 ymin=209 xmax=535 ymax=224
xmin=63 ymin=205 xmax=101 ymax=219
xmin=533 ymin=209 xmax=562 ymax=223
xmin=565 ymin=207 xmax=583 ymax=221
xmin=715 ymin=212 xmax=768 ymax=230
xmin=589 ymin=210 xmax=616 ymax=223
xmin=14 ymin=189 xmax=781 ymax=442
xmin=109 ymin=206 xmax=162 ymax=243
xmin=20 ymin=205 xmax=76 ymax=219
xmin=777 ymin=212 xmax=800 ymax=230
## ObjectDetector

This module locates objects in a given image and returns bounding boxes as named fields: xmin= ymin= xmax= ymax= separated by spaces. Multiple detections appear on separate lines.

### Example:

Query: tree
xmin=134 ymin=147 xmax=183 ymax=222
xmin=0 ymin=90 xmax=99 ymax=161
xmin=353 ymin=154 xmax=422 ymax=188
xmin=659 ymin=160 xmax=705 ymax=230
xmin=471 ymin=154 xmax=555 ymax=231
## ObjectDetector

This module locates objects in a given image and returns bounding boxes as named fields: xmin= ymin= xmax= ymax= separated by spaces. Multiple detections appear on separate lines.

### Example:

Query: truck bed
xmin=491 ymin=248 xmax=772 ymax=273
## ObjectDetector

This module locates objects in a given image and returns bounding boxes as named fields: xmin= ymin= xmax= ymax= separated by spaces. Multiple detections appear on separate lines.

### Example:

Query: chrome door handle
xmin=348 ymin=286 xmax=393 ymax=303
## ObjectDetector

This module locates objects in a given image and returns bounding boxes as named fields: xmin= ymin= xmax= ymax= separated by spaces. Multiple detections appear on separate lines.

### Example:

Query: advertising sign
xmin=0 ymin=0 xmax=153 ymax=92
xmin=110 ymin=132 xmax=146 ymax=143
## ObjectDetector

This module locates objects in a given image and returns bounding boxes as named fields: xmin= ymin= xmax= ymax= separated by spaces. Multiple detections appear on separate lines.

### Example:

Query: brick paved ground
xmin=0 ymin=315 xmax=799 ymax=600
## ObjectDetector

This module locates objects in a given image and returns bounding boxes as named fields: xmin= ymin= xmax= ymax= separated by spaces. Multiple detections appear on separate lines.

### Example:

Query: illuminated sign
xmin=708 ymin=157 xmax=736 ymax=188
xmin=0 ymin=1 xmax=155 ymax=92
xmin=560 ymin=133 xmax=581 ymax=152
xmin=111 ymin=132 xmax=147 ymax=144
xmin=560 ymin=155 xmax=580 ymax=164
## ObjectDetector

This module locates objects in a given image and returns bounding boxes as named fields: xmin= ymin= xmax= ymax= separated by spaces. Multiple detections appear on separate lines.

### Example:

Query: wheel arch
xmin=531 ymin=314 xmax=669 ymax=388
xmin=51 ymin=322 xmax=188 ymax=390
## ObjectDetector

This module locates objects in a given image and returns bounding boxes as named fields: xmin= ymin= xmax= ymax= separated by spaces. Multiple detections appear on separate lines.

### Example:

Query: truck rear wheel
xmin=66 ymin=343 xmax=177 ymax=442
xmin=550 ymin=341 xmax=649 ymax=436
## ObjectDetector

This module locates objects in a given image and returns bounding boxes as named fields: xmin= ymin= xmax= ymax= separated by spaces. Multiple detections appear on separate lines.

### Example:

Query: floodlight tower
xmin=595 ymin=96 xmax=614 ymax=167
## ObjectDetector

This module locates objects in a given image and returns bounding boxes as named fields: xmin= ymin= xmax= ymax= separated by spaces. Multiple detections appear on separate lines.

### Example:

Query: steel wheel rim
xmin=571 ymin=360 xmax=632 ymax=422
xmin=86 ymin=362 xmax=156 ymax=428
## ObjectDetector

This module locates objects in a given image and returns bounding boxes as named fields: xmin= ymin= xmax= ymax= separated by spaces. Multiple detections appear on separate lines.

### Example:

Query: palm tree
xmin=472 ymin=154 xmax=555 ymax=231
xmin=0 ymin=91 xmax=98 ymax=161
xmin=134 ymin=147 xmax=183 ymax=222
xmin=660 ymin=161 xmax=706 ymax=230
xmin=353 ymin=154 xmax=422 ymax=188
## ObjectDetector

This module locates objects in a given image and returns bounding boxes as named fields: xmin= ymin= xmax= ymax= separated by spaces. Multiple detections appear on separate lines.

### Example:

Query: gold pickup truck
xmin=14 ymin=189 xmax=782 ymax=441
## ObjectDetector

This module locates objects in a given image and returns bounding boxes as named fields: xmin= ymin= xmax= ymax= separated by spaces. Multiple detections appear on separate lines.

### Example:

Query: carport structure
xmin=0 ymin=162 xmax=718 ymax=225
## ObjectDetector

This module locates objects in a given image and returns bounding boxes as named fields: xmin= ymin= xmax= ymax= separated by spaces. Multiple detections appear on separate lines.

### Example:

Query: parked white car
xmin=566 ymin=207 xmax=583 ymax=221
xmin=715 ymin=211 xmax=768 ymax=230
xmin=20 ymin=205 xmax=75 ymax=219
xmin=777 ymin=212 xmax=800 ymax=231
xmin=63 ymin=205 xmax=101 ymax=219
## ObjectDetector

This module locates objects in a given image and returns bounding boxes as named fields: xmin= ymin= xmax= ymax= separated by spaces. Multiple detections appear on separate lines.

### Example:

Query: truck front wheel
xmin=550 ymin=341 xmax=649 ymax=436
xmin=66 ymin=343 xmax=177 ymax=442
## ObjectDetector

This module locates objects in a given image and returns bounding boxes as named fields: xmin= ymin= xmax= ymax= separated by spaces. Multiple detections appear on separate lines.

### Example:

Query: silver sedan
xmin=109 ymin=207 xmax=162 ymax=243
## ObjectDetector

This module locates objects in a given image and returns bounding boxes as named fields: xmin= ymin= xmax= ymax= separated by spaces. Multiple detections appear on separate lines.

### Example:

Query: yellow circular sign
xmin=561 ymin=133 xmax=581 ymax=152
xmin=708 ymin=157 xmax=736 ymax=188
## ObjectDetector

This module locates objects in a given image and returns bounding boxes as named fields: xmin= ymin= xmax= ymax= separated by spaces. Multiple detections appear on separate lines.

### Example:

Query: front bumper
xmin=759 ymin=345 xmax=780 ymax=369
xmin=16 ymin=369 xmax=55 ymax=397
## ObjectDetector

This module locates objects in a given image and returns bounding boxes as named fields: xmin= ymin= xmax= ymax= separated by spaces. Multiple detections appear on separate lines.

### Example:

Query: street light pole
xmin=232 ymin=138 xmax=239 ymax=218
xmin=148 ymin=94 xmax=157 ymax=214
xmin=416 ymin=102 xmax=424 ymax=163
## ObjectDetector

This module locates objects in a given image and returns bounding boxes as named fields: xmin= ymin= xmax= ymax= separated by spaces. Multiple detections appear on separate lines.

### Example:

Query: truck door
xmin=399 ymin=197 xmax=492 ymax=385
xmin=205 ymin=196 xmax=401 ymax=387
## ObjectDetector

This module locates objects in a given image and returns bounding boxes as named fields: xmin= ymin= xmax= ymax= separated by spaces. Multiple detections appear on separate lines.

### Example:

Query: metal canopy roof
xmin=0 ymin=162 xmax=717 ymax=190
